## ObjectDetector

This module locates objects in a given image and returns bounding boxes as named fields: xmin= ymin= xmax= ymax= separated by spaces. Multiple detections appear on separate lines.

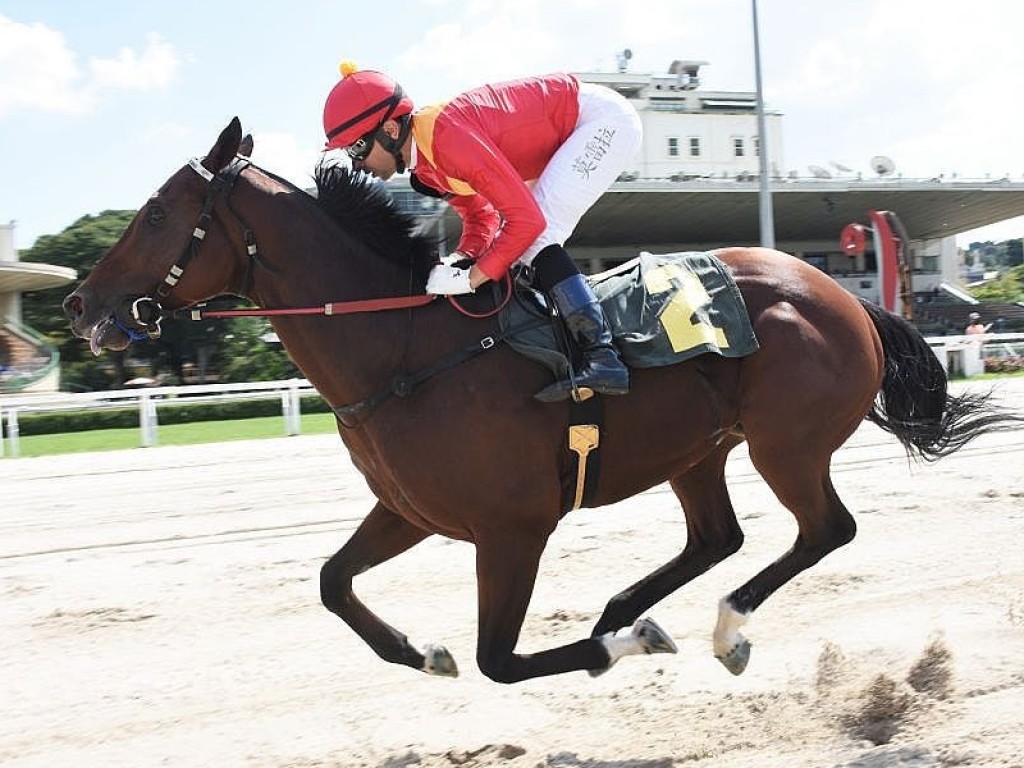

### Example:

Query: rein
xmin=165 ymin=293 xmax=436 ymax=321
xmin=113 ymin=152 xmax=531 ymax=428
xmin=112 ymin=151 xmax=536 ymax=428
xmin=117 ymin=155 xmax=446 ymax=338
xmin=121 ymin=155 xmax=514 ymax=332
xmin=163 ymin=274 xmax=515 ymax=322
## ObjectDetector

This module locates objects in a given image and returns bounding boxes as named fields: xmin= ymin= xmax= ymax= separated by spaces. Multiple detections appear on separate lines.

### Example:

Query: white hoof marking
xmin=713 ymin=598 xmax=750 ymax=660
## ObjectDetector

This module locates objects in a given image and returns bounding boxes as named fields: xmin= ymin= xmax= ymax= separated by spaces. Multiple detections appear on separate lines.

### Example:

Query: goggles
xmin=344 ymin=130 xmax=376 ymax=162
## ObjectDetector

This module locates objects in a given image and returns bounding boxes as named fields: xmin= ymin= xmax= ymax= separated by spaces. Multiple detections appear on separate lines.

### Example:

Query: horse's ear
xmin=203 ymin=117 xmax=243 ymax=173
xmin=239 ymin=133 xmax=254 ymax=158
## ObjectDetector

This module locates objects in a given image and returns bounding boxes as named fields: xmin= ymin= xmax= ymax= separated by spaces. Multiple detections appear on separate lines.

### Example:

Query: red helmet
xmin=323 ymin=62 xmax=414 ymax=150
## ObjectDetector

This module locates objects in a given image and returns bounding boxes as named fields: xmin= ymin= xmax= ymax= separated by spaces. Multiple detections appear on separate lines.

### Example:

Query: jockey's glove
xmin=439 ymin=251 xmax=474 ymax=269
xmin=426 ymin=263 xmax=475 ymax=296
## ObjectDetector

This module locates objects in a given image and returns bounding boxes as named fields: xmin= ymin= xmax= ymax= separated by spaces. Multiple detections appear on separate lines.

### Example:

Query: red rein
xmin=174 ymin=273 xmax=513 ymax=322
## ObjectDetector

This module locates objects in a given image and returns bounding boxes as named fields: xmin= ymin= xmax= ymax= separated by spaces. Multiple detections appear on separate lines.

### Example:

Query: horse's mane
xmin=313 ymin=161 xmax=438 ymax=283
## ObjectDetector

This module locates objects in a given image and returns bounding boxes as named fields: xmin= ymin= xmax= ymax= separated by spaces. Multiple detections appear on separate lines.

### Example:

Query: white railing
xmin=5 ymin=334 xmax=1023 ymax=459
xmin=925 ymin=332 xmax=1024 ymax=377
xmin=0 ymin=378 xmax=320 ymax=458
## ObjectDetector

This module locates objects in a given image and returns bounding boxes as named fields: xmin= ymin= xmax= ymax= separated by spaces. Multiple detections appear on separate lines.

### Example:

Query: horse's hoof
xmin=715 ymin=639 xmax=751 ymax=676
xmin=635 ymin=617 xmax=678 ymax=655
xmin=587 ymin=617 xmax=677 ymax=677
xmin=422 ymin=644 xmax=459 ymax=678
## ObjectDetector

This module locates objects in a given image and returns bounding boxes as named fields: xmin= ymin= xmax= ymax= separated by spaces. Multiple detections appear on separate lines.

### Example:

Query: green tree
xmin=19 ymin=210 xmax=299 ymax=390
xmin=20 ymin=210 xmax=137 ymax=335
xmin=220 ymin=319 xmax=301 ymax=382
xmin=20 ymin=211 xmax=137 ymax=389
xmin=1005 ymin=238 xmax=1023 ymax=268
xmin=971 ymin=264 xmax=1024 ymax=302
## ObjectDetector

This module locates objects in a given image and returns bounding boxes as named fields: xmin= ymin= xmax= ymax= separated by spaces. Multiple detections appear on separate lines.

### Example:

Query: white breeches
xmin=517 ymin=83 xmax=643 ymax=266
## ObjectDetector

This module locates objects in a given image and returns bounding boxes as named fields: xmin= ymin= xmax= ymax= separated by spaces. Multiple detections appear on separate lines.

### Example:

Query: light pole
xmin=752 ymin=0 xmax=775 ymax=248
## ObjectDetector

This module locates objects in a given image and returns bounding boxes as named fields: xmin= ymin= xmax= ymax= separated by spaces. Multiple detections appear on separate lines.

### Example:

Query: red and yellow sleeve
xmin=433 ymin=127 xmax=545 ymax=281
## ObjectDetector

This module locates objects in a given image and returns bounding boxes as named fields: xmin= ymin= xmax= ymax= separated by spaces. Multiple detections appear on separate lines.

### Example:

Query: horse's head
xmin=63 ymin=118 xmax=256 ymax=354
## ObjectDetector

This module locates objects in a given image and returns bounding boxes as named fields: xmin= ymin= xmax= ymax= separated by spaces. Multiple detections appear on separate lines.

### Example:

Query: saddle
xmin=501 ymin=250 xmax=759 ymax=377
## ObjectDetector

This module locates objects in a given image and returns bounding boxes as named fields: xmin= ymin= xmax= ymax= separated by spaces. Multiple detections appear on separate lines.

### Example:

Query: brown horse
xmin=63 ymin=118 xmax=1019 ymax=683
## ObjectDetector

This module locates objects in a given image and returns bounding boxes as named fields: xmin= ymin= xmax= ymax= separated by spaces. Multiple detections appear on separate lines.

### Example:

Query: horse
xmin=63 ymin=118 xmax=1020 ymax=684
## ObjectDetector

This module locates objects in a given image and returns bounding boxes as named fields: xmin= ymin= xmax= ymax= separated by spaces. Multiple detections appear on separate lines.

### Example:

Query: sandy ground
xmin=2 ymin=378 xmax=1023 ymax=768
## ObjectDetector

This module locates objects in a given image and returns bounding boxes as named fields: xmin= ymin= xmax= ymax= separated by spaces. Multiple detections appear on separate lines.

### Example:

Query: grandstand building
xmin=0 ymin=222 xmax=74 ymax=392
xmin=4 ymin=60 xmax=1024 ymax=393
xmin=394 ymin=59 xmax=1024 ymax=314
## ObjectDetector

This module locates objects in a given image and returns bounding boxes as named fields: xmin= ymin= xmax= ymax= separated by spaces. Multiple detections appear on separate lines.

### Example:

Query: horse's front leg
xmin=473 ymin=532 xmax=676 ymax=683
xmin=320 ymin=502 xmax=455 ymax=676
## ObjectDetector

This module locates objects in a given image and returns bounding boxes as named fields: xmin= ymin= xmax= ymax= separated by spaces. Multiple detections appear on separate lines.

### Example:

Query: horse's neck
xmin=270 ymin=309 xmax=409 ymax=410
xmin=242 ymin=193 xmax=414 ymax=407
xmin=245 ymin=192 xmax=407 ymax=307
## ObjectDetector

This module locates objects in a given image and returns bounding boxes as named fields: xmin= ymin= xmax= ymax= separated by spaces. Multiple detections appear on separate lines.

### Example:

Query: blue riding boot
xmin=535 ymin=273 xmax=630 ymax=402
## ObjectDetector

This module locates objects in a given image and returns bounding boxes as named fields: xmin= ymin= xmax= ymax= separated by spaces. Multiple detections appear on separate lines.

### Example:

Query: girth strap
xmin=333 ymin=317 xmax=549 ymax=428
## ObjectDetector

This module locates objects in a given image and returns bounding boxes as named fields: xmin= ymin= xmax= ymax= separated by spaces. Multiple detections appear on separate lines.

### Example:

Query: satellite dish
xmin=616 ymin=49 xmax=633 ymax=73
xmin=830 ymin=160 xmax=852 ymax=173
xmin=808 ymin=164 xmax=833 ymax=179
xmin=870 ymin=155 xmax=896 ymax=176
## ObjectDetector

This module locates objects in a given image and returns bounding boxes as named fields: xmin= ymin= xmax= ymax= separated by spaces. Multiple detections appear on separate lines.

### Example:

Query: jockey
xmin=322 ymin=61 xmax=642 ymax=402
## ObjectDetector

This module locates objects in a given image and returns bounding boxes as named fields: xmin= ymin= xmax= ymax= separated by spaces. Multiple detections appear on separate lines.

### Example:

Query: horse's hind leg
xmin=591 ymin=437 xmax=745 ymax=638
xmin=714 ymin=453 xmax=856 ymax=675
xmin=320 ymin=502 xmax=455 ymax=676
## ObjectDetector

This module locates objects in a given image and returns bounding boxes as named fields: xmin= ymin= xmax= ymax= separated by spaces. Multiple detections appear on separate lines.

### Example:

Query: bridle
xmin=114 ymin=155 xmax=258 ymax=341
xmin=111 ymin=154 xmax=514 ymax=344
xmin=102 ymin=152 xmax=548 ymax=428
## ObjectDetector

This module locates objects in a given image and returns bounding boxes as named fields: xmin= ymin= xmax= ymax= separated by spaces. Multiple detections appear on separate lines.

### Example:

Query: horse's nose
xmin=63 ymin=293 xmax=83 ymax=321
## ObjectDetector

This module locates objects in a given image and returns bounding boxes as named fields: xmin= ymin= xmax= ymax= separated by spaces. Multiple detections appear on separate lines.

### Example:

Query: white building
xmin=583 ymin=60 xmax=784 ymax=183
xmin=400 ymin=58 xmax=1024 ymax=317
xmin=0 ymin=222 xmax=76 ymax=392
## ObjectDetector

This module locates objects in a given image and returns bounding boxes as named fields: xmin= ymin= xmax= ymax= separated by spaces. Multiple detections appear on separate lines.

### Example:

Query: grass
xmin=5 ymin=412 xmax=340 ymax=458
xmin=974 ymin=368 xmax=1024 ymax=380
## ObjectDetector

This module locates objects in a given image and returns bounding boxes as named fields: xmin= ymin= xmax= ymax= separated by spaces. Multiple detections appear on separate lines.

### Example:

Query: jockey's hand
xmin=440 ymin=251 xmax=474 ymax=269
xmin=426 ymin=263 xmax=475 ymax=295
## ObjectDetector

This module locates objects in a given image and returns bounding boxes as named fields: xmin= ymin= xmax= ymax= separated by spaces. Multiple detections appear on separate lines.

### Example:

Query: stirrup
xmin=534 ymin=371 xmax=628 ymax=403
xmin=534 ymin=381 xmax=595 ymax=403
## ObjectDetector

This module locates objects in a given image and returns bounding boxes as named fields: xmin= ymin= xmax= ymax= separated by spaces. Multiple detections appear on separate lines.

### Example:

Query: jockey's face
xmin=353 ymin=138 xmax=398 ymax=181
xmin=351 ymin=119 xmax=404 ymax=181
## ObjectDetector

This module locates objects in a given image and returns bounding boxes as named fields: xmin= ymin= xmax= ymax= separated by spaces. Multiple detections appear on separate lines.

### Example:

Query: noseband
xmin=114 ymin=154 xmax=258 ymax=341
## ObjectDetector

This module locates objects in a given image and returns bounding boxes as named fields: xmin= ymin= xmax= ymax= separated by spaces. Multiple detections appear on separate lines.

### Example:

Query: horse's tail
xmin=858 ymin=298 xmax=1023 ymax=461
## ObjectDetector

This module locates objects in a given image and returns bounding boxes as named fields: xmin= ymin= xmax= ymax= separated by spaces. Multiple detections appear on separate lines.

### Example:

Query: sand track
xmin=2 ymin=379 xmax=1023 ymax=767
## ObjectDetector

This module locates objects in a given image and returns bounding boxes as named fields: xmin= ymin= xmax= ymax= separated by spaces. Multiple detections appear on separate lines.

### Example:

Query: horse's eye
xmin=148 ymin=205 xmax=166 ymax=226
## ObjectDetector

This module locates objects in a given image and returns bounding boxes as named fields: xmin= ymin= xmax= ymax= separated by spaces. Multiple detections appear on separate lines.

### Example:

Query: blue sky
xmin=2 ymin=0 xmax=1023 ymax=251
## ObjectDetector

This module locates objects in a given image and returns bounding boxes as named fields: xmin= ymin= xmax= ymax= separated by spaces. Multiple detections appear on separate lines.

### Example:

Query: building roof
xmin=427 ymin=178 xmax=1024 ymax=251
xmin=567 ymin=178 xmax=1024 ymax=247
xmin=0 ymin=261 xmax=77 ymax=293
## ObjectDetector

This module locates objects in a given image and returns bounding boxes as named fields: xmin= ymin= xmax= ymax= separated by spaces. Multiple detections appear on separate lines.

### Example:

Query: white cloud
xmin=88 ymin=34 xmax=179 ymax=91
xmin=0 ymin=14 xmax=180 ymax=117
xmin=756 ymin=0 xmax=1024 ymax=179
xmin=397 ymin=11 xmax=560 ymax=97
xmin=0 ymin=14 xmax=80 ymax=115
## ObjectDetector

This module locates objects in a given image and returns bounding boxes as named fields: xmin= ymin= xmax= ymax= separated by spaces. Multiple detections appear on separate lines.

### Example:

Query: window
xmin=752 ymin=136 xmax=760 ymax=157
xmin=667 ymin=137 xmax=679 ymax=157
xmin=733 ymin=138 xmax=745 ymax=157
xmin=689 ymin=137 xmax=701 ymax=157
